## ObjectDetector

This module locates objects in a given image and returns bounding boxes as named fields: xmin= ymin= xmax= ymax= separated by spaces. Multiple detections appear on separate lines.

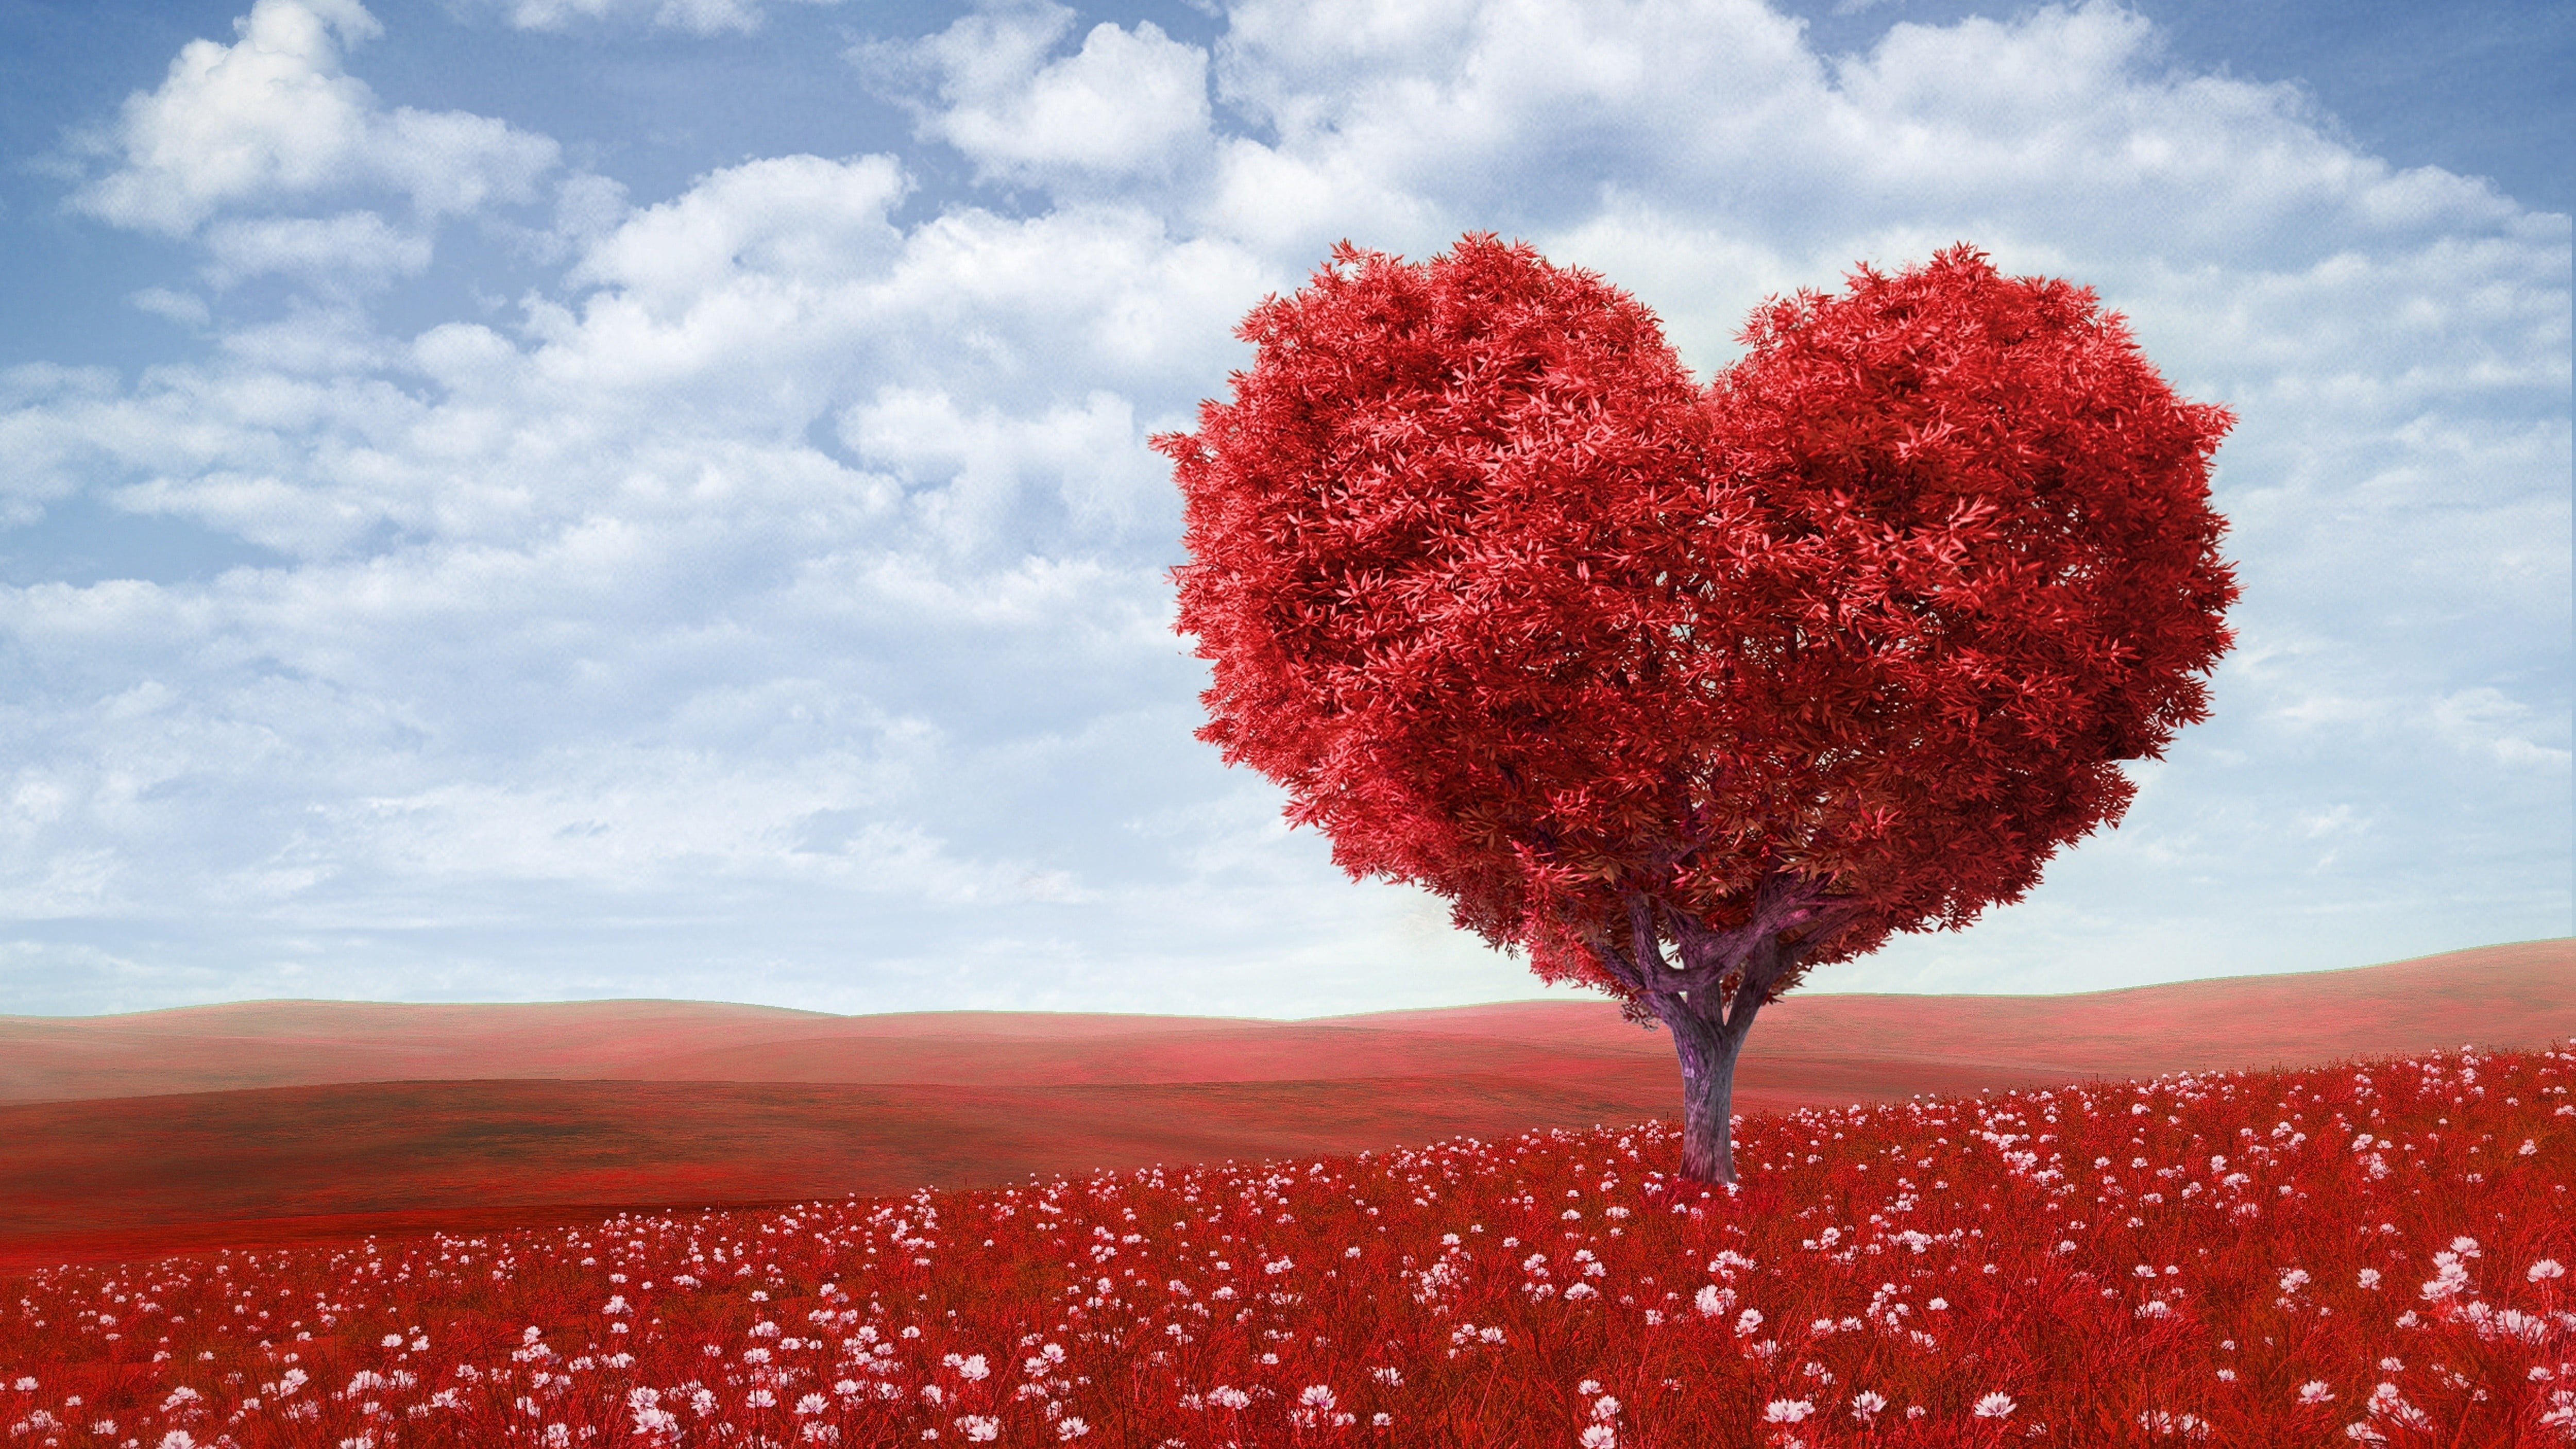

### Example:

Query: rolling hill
xmin=1 ymin=937 xmax=2565 ymax=1269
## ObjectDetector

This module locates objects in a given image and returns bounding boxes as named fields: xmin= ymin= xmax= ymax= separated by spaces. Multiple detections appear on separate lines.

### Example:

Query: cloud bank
xmin=0 ymin=0 xmax=2565 ymax=1017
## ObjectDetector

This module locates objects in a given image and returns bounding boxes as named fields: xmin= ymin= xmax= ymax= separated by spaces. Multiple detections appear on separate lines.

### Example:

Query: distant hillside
xmin=1 ymin=938 xmax=2566 ymax=1269
xmin=2 ymin=937 xmax=2567 ymax=1104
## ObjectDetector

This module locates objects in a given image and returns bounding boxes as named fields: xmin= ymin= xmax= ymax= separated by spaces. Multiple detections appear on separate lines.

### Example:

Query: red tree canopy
xmin=1159 ymin=235 xmax=2237 ymax=1003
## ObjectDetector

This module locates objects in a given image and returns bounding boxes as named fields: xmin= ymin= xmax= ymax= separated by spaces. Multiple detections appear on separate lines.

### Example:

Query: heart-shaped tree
xmin=1158 ymin=235 xmax=2238 ymax=1183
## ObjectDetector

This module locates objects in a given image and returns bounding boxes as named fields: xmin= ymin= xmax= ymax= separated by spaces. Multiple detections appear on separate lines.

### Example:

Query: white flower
xmin=1207 ymin=1386 xmax=1250 ymax=1411
xmin=1579 ymin=1427 xmax=1617 ymax=1448
xmin=1591 ymin=1396 xmax=1620 ymax=1420
xmin=1300 ymin=1386 xmax=1336 ymax=1411
xmin=2357 ymin=1269 xmax=2382 ymax=1290
xmin=2420 ymin=1254 xmax=2471 ymax=1301
xmin=1056 ymin=1419 xmax=1089 ymax=1440
xmin=1734 ymin=1309 xmax=1763 ymax=1337
xmin=1850 ymin=1391 xmax=1887 ymax=1421
xmin=1762 ymin=1400 xmax=1814 ymax=1423
xmin=796 ymin=1394 xmax=828 ymax=1415
xmin=2299 ymin=1381 xmax=2334 ymax=1405
xmin=955 ymin=1416 xmax=999 ymax=1443
xmin=2279 ymin=1269 xmax=2310 ymax=1293
xmin=1973 ymin=1392 xmax=2016 ymax=1419
xmin=2530 ymin=1259 xmax=2566 ymax=1283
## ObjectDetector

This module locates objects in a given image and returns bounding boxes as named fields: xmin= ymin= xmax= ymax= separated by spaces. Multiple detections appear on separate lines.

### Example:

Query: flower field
xmin=3 ymin=1042 xmax=2568 ymax=1448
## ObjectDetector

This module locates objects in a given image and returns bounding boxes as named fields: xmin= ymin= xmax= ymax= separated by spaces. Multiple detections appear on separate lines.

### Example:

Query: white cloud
xmin=883 ymin=5 xmax=1213 ymax=187
xmin=129 ymin=288 xmax=213 ymax=327
xmin=841 ymin=386 xmax=1166 ymax=547
xmin=2293 ymin=804 xmax=2365 ymax=840
xmin=112 ymin=470 xmax=388 ymax=557
xmin=71 ymin=0 xmax=556 ymax=236
xmin=201 ymin=210 xmax=433 ymax=289
xmin=476 ymin=0 xmax=842 ymax=35
xmin=2431 ymin=688 xmax=2573 ymax=773
xmin=567 ymin=154 xmax=907 ymax=313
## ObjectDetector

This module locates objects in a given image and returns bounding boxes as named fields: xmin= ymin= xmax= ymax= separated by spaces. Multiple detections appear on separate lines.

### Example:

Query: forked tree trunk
xmin=1598 ymin=871 xmax=1849 ymax=1185
xmin=1662 ymin=986 xmax=1764 ymax=1184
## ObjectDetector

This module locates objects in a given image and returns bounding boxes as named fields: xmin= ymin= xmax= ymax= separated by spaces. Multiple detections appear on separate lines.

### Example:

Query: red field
xmin=0 ymin=1034 xmax=2567 ymax=1445
xmin=2 ymin=939 xmax=2568 ymax=1272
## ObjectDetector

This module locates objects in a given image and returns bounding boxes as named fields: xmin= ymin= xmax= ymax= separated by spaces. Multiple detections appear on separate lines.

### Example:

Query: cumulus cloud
xmin=874 ymin=5 xmax=1213 ymax=187
xmin=0 ymin=0 xmax=2563 ymax=1015
xmin=841 ymin=386 xmax=1166 ymax=548
xmin=70 ymin=0 xmax=556 ymax=236
xmin=566 ymin=154 xmax=907 ymax=313
xmin=201 ymin=210 xmax=433 ymax=289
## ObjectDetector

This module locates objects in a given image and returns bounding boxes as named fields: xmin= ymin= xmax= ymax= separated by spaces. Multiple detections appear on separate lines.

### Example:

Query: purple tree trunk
xmin=1594 ymin=871 xmax=1850 ymax=1185
xmin=1660 ymin=976 xmax=1763 ymax=1183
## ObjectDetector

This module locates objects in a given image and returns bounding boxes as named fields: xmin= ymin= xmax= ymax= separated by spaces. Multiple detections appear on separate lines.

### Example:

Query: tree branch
xmin=1585 ymin=921 xmax=1650 ymax=997
xmin=1627 ymin=893 xmax=1673 ymax=980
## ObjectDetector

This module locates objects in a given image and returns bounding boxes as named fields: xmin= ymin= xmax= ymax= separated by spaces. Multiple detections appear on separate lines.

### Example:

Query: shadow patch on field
xmin=0 ymin=1071 xmax=1706 ymax=1268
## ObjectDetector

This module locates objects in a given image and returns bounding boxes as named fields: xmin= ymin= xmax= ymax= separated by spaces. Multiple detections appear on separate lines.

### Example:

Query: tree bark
xmin=1665 ymin=991 xmax=1748 ymax=1182
xmin=1657 ymin=935 xmax=1783 ymax=1184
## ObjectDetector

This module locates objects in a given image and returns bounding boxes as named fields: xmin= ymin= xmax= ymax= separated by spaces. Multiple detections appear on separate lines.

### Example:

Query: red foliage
xmin=1158 ymin=235 xmax=2237 ymax=1005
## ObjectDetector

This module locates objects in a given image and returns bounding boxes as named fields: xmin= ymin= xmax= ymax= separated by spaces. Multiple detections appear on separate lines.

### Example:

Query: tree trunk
xmin=1657 ymin=920 xmax=1801 ymax=1184
xmin=1595 ymin=870 xmax=1851 ymax=1185
xmin=1668 ymin=1004 xmax=1738 ymax=1182
xmin=1663 ymin=985 xmax=1761 ymax=1184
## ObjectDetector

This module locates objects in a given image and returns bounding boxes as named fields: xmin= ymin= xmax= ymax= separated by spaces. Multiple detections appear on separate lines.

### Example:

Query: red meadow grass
xmin=3 ymin=1041 xmax=2568 ymax=1447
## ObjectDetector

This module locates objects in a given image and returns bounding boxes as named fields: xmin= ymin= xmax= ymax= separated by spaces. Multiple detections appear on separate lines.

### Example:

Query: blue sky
xmin=0 ymin=0 xmax=2566 ymax=1019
